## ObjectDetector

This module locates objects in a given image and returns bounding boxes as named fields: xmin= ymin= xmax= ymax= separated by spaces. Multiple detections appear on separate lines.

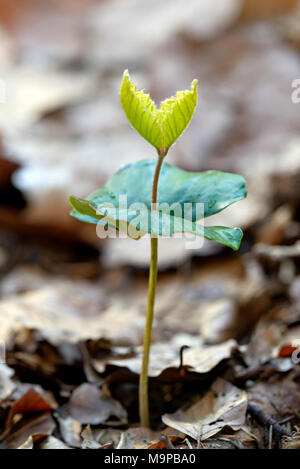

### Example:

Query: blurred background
xmin=0 ymin=0 xmax=300 ymax=396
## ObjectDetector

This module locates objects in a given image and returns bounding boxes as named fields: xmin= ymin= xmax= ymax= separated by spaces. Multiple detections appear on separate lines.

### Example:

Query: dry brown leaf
xmin=40 ymin=436 xmax=72 ymax=450
xmin=0 ymin=259 xmax=269 ymax=350
xmin=10 ymin=383 xmax=57 ymax=407
xmin=6 ymin=388 xmax=55 ymax=432
xmin=80 ymin=425 xmax=119 ymax=449
xmin=244 ymin=304 xmax=300 ymax=370
xmin=81 ymin=425 xmax=102 ymax=449
xmin=148 ymin=435 xmax=182 ymax=449
xmin=0 ymin=282 xmax=143 ymax=346
xmin=117 ymin=427 xmax=162 ymax=450
xmin=67 ymin=383 xmax=127 ymax=426
xmin=5 ymin=412 xmax=56 ymax=449
xmin=98 ymin=339 xmax=237 ymax=378
xmin=17 ymin=435 xmax=34 ymax=449
xmin=96 ymin=428 xmax=123 ymax=448
xmin=154 ymin=259 xmax=267 ymax=343
xmin=247 ymin=374 xmax=300 ymax=418
xmin=276 ymin=325 xmax=300 ymax=359
xmin=162 ymin=378 xmax=247 ymax=441
xmin=56 ymin=415 xmax=81 ymax=448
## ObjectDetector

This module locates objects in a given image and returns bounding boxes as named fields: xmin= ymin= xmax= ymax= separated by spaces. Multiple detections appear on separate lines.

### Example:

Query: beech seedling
xmin=69 ymin=70 xmax=247 ymax=427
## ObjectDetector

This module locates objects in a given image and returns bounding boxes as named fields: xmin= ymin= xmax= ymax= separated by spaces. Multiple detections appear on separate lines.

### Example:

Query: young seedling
xmin=69 ymin=70 xmax=247 ymax=428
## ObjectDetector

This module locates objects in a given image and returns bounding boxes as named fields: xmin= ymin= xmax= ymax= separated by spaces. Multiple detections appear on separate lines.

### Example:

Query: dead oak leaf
xmin=5 ymin=412 xmax=56 ymax=449
xmin=0 ymin=282 xmax=142 ymax=347
xmin=40 ymin=436 xmax=72 ymax=450
xmin=5 ymin=387 xmax=56 ymax=432
xmin=148 ymin=435 xmax=182 ymax=449
xmin=17 ymin=436 xmax=34 ymax=449
xmin=162 ymin=378 xmax=247 ymax=442
xmin=56 ymin=414 xmax=81 ymax=448
xmin=98 ymin=339 xmax=237 ymax=378
xmin=81 ymin=425 xmax=102 ymax=449
xmin=67 ymin=383 xmax=127 ymax=426
xmin=117 ymin=427 xmax=163 ymax=449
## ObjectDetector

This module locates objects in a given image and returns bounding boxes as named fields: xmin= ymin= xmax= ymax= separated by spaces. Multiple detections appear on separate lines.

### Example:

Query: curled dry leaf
xmin=98 ymin=339 xmax=237 ymax=378
xmin=117 ymin=427 xmax=163 ymax=450
xmin=56 ymin=415 xmax=81 ymax=448
xmin=80 ymin=425 xmax=119 ymax=449
xmin=96 ymin=428 xmax=123 ymax=448
xmin=247 ymin=374 xmax=300 ymax=418
xmin=0 ymin=282 xmax=142 ymax=347
xmin=147 ymin=435 xmax=182 ymax=450
xmin=244 ymin=304 xmax=300 ymax=370
xmin=81 ymin=425 xmax=102 ymax=449
xmin=17 ymin=436 xmax=34 ymax=449
xmin=10 ymin=383 xmax=57 ymax=407
xmin=5 ymin=412 xmax=56 ymax=450
xmin=0 ymin=266 xmax=260 ymax=350
xmin=162 ymin=378 xmax=247 ymax=441
xmin=5 ymin=387 xmax=56 ymax=432
xmin=40 ymin=436 xmax=72 ymax=450
xmin=67 ymin=383 xmax=127 ymax=426
xmin=276 ymin=325 xmax=300 ymax=359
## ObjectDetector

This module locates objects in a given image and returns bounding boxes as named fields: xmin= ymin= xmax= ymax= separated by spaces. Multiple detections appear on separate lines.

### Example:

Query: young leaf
xmin=120 ymin=70 xmax=198 ymax=154
xmin=69 ymin=160 xmax=247 ymax=250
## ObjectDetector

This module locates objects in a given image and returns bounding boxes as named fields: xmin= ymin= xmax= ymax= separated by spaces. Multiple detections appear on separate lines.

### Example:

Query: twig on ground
xmin=247 ymin=402 xmax=293 ymax=448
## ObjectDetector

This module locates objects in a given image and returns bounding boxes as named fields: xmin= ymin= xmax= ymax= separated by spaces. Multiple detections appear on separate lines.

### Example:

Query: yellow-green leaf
xmin=120 ymin=70 xmax=198 ymax=154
